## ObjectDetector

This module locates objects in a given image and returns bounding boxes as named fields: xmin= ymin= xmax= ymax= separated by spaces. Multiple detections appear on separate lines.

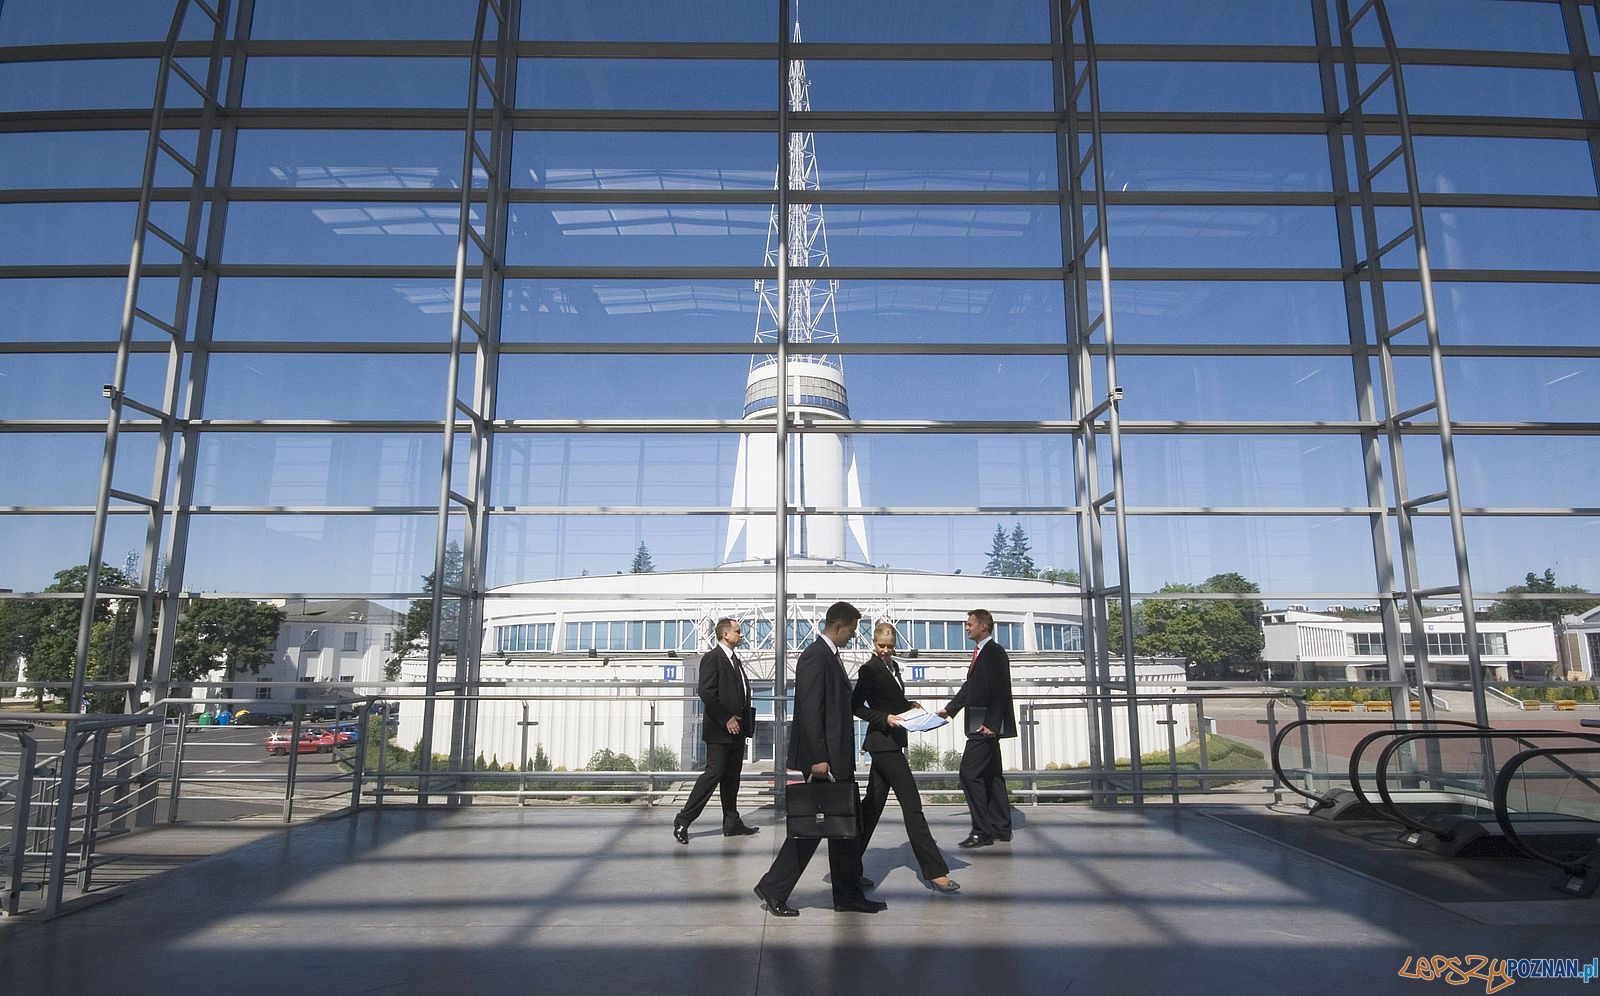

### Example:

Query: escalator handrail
xmin=1491 ymin=745 xmax=1600 ymax=876
xmin=1374 ymin=729 xmax=1600 ymax=839
xmin=1347 ymin=723 xmax=1487 ymax=820
xmin=1268 ymin=717 xmax=1481 ymax=808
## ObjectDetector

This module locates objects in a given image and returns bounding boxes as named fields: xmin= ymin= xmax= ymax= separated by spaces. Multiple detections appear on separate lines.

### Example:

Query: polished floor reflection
xmin=4 ymin=804 xmax=1597 ymax=994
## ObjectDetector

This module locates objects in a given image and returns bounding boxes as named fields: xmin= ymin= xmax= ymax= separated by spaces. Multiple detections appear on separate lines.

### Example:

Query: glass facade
xmin=2 ymin=0 xmax=1598 ymax=765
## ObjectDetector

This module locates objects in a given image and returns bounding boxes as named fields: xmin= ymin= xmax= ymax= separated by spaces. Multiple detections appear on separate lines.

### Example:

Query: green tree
xmin=630 ymin=543 xmax=656 ymax=574
xmin=1486 ymin=568 xmax=1598 ymax=625
xmin=587 ymin=748 xmax=638 ymax=772
xmin=19 ymin=564 xmax=139 ymax=709
xmin=386 ymin=540 xmax=464 ymax=680
xmin=1130 ymin=573 xmax=1266 ymax=680
xmin=1006 ymin=524 xmax=1036 ymax=578
xmin=171 ymin=598 xmax=286 ymax=683
xmin=982 ymin=525 xmax=1009 ymax=577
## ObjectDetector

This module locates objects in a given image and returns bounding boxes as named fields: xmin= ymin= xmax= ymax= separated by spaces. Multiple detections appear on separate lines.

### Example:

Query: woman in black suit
xmin=851 ymin=622 xmax=959 ymax=893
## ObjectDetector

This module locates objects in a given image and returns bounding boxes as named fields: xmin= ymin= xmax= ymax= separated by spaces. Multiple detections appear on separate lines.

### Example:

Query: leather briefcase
xmin=786 ymin=777 xmax=861 ymax=839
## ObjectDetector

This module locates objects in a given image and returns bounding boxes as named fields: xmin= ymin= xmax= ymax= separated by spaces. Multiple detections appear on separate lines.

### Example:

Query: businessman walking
xmin=673 ymin=618 xmax=760 ymax=844
xmin=938 ymin=608 xmax=1016 ymax=848
xmin=753 ymin=601 xmax=886 ymax=916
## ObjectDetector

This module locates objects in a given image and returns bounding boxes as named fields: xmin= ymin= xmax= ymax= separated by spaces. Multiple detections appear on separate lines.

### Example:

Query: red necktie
xmin=969 ymin=646 xmax=979 ymax=673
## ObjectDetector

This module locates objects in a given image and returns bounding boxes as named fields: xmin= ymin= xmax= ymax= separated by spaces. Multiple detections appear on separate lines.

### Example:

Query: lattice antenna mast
xmin=753 ymin=16 xmax=840 ymax=367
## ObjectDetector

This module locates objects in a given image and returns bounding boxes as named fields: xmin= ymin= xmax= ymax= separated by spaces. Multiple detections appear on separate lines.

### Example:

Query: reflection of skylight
xmin=548 ymin=206 xmax=766 ymax=236
xmin=267 ymin=164 xmax=481 ymax=189
xmin=393 ymin=284 xmax=479 ymax=315
xmin=310 ymin=205 xmax=480 ymax=237
xmin=536 ymin=168 xmax=770 ymax=190
xmin=816 ymin=168 xmax=1038 ymax=191
xmin=591 ymin=284 xmax=751 ymax=315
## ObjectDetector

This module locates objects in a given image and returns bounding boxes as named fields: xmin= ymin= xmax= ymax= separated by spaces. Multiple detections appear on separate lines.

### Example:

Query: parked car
xmin=308 ymin=725 xmax=356 ymax=747
xmin=265 ymin=730 xmax=333 ymax=756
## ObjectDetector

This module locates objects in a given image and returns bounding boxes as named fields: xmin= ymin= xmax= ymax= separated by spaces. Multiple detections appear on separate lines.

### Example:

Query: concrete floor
xmin=2 ymin=803 xmax=1596 ymax=994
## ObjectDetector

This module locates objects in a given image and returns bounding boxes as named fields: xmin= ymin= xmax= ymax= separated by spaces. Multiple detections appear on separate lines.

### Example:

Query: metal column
xmin=1055 ymin=0 xmax=1140 ymax=802
xmin=771 ymin=0 xmax=795 ymax=807
xmin=418 ymin=0 xmax=519 ymax=802
xmin=72 ymin=0 xmax=233 ymax=716
xmin=1333 ymin=0 xmax=1487 ymax=726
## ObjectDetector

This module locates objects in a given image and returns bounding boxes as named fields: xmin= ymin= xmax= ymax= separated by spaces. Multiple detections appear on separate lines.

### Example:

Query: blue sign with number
xmin=664 ymin=664 xmax=679 ymax=681
xmin=910 ymin=665 xmax=925 ymax=681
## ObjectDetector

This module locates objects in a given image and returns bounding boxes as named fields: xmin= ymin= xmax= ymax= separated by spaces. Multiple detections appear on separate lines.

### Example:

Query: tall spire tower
xmin=724 ymin=12 xmax=869 ymax=565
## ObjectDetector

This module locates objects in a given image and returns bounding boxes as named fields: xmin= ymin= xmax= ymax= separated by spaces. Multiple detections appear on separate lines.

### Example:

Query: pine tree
xmin=1007 ymin=523 xmax=1036 ymax=579
xmin=630 ymin=544 xmax=656 ymax=574
xmin=982 ymin=525 xmax=1008 ymax=576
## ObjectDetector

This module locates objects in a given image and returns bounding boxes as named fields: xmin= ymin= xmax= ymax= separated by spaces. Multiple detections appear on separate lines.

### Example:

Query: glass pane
xmin=1110 ymin=281 xmax=1349 ymax=345
xmin=0 ymin=59 xmax=201 ymax=112
xmin=1446 ymin=436 xmax=1600 ymax=510
xmin=1117 ymin=355 xmax=1359 ymax=422
xmin=0 ymin=202 xmax=138 ymax=265
xmin=0 ymin=278 xmax=177 ymax=343
xmin=183 ymin=514 xmax=437 ymax=593
xmin=213 ymin=277 xmax=460 ymax=342
xmin=1109 ymin=206 xmax=1339 ymax=269
xmin=0 ymin=353 xmax=168 ymax=420
xmin=1418 ymin=516 xmax=1600 ymax=593
xmin=1091 ymin=0 xmax=1312 ymax=45
xmin=0 ymin=131 xmax=149 ymax=189
xmin=1104 ymin=134 xmax=1332 ymax=192
xmin=0 ymin=515 xmax=147 ymax=593
xmin=518 ymin=60 xmax=774 ymax=111
xmin=1413 ymin=137 xmax=1596 ymax=198
xmin=487 ymin=514 xmax=731 ymax=583
xmin=844 ymin=513 xmax=1078 ymax=576
xmin=232 ymin=130 xmax=469 ymax=189
xmin=243 ymin=58 xmax=468 ymax=109
xmin=844 ymin=433 xmax=1075 ymax=508
xmin=224 ymin=202 xmax=469 ymax=266
xmin=1127 ymin=515 xmax=1379 ymax=595
xmin=0 ymin=432 xmax=156 ymax=506
xmin=192 ymin=433 xmax=447 ymax=507
xmin=1401 ymin=66 xmax=1581 ymax=120
xmin=506 ymin=203 xmax=769 ymax=267
xmin=250 ymin=1 xmax=477 ymax=40
xmin=498 ymin=354 xmax=755 ymax=420
xmin=800 ymin=61 xmax=1054 ymax=112
xmin=1098 ymin=62 xmax=1323 ymax=113
xmin=1424 ymin=208 xmax=1600 ymax=271
xmin=1385 ymin=0 xmax=1570 ymax=52
xmin=0 ymin=0 xmax=182 ymax=45
xmin=812 ymin=133 xmax=1059 ymax=191
xmin=793 ymin=205 xmax=1063 ymax=268
xmin=800 ymin=0 xmax=1049 ymax=43
xmin=1434 ymin=282 xmax=1600 ymax=348
xmin=513 ymin=132 xmax=773 ymax=191
xmin=1120 ymin=435 xmax=1373 ymax=508
xmin=1417 ymin=356 xmax=1599 ymax=423
xmin=202 ymin=354 xmax=448 ymax=421
xmin=492 ymin=433 xmax=742 ymax=507
xmin=522 ymin=0 xmax=772 ymax=42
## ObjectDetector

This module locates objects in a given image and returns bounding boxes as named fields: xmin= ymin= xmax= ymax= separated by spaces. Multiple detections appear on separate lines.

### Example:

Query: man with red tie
xmin=938 ymin=608 xmax=1016 ymax=848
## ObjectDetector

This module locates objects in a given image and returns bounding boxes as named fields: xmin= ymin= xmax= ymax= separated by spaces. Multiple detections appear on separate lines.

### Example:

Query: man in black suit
xmin=673 ymin=618 xmax=759 ymax=844
xmin=938 ymin=608 xmax=1016 ymax=848
xmin=753 ymin=601 xmax=886 ymax=916
xmin=852 ymin=622 xmax=958 ymax=892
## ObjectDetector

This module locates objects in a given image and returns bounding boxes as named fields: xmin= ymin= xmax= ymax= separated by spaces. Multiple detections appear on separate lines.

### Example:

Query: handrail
xmin=1267 ymin=717 xmax=1480 ymax=808
xmin=1372 ymin=729 xmax=1600 ymax=840
xmin=1343 ymin=721 xmax=1486 ymax=818
xmin=1491 ymin=745 xmax=1600 ymax=876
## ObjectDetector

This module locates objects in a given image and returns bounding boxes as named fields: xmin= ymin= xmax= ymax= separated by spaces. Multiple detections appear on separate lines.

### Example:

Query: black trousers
xmin=677 ymin=739 xmax=746 ymax=827
xmin=959 ymin=736 xmax=1013 ymax=838
xmin=757 ymin=780 xmax=865 ymax=905
xmin=861 ymin=748 xmax=949 ymax=879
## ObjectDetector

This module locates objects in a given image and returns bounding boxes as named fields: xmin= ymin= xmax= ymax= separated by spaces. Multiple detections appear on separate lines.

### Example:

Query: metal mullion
xmin=771 ymin=0 xmax=793 ymax=806
xmin=1561 ymin=0 xmax=1600 ymax=213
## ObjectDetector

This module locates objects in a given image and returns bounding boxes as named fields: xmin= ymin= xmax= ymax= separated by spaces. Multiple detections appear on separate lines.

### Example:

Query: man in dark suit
xmin=673 ymin=618 xmax=759 ymax=844
xmin=753 ymin=601 xmax=886 ymax=916
xmin=938 ymin=608 xmax=1016 ymax=848
xmin=852 ymin=622 xmax=958 ymax=892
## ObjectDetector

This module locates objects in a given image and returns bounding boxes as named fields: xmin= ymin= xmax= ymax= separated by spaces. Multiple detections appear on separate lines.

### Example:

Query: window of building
xmin=1036 ymin=623 xmax=1084 ymax=653
xmin=303 ymin=628 xmax=320 ymax=652
xmin=342 ymin=631 xmax=359 ymax=652
xmin=1349 ymin=632 xmax=1385 ymax=656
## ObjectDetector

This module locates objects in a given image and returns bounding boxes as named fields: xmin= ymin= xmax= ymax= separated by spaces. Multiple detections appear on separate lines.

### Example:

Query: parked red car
xmin=308 ymin=725 xmax=356 ymax=747
xmin=265 ymin=730 xmax=333 ymax=756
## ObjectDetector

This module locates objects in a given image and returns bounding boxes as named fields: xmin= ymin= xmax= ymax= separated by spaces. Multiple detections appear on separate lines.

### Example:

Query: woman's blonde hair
xmin=871 ymin=621 xmax=897 ymax=640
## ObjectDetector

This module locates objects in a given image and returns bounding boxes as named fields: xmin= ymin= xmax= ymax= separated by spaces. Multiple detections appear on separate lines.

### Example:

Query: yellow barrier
xmin=1555 ymin=700 xmax=1578 ymax=711
xmin=1363 ymin=700 xmax=1392 ymax=711
xmin=1326 ymin=700 xmax=1355 ymax=712
xmin=1521 ymin=700 xmax=1542 ymax=711
xmin=1409 ymin=700 xmax=1422 ymax=711
xmin=1306 ymin=701 xmax=1330 ymax=711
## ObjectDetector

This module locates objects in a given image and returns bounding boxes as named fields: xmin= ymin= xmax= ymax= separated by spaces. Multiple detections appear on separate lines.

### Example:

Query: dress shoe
xmin=833 ymin=897 xmax=887 ymax=913
xmin=929 ymin=877 xmax=961 ymax=894
xmin=723 ymin=822 xmax=760 ymax=837
xmin=858 ymin=876 xmax=876 ymax=891
xmin=994 ymin=833 xmax=1012 ymax=842
xmin=672 ymin=819 xmax=689 ymax=845
xmin=957 ymin=833 xmax=994 ymax=849
xmin=753 ymin=884 xmax=799 ymax=917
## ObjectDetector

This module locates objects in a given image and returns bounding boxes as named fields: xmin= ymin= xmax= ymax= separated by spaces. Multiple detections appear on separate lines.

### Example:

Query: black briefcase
xmin=785 ymin=777 xmax=861 ymax=839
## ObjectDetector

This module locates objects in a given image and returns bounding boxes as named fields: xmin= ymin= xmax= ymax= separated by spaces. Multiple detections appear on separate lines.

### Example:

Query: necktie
xmin=969 ymin=646 xmax=979 ymax=673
